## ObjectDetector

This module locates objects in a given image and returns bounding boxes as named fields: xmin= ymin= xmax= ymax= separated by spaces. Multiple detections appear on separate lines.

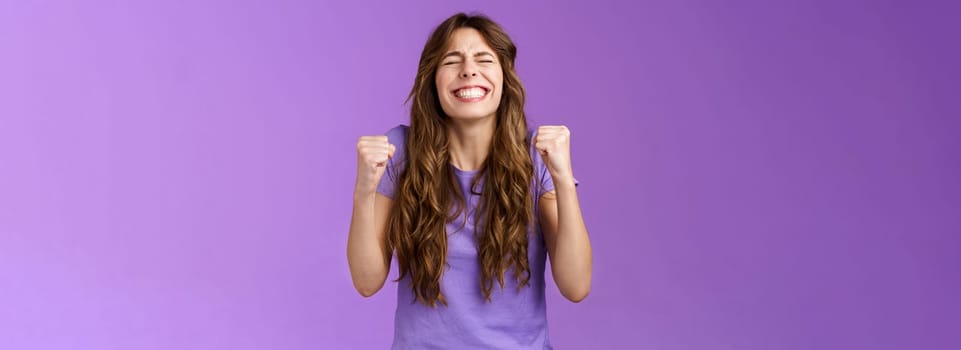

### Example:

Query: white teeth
xmin=455 ymin=88 xmax=486 ymax=98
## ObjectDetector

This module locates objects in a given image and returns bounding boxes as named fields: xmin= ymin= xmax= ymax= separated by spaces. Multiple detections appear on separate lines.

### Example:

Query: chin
xmin=446 ymin=111 xmax=497 ymax=121
xmin=442 ymin=102 xmax=499 ymax=120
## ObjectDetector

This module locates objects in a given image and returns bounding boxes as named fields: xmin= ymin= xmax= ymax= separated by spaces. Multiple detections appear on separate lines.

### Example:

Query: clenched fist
xmin=355 ymin=135 xmax=396 ymax=195
xmin=534 ymin=125 xmax=575 ymax=186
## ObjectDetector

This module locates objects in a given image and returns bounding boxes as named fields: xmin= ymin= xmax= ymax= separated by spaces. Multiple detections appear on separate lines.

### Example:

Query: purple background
xmin=2 ymin=0 xmax=959 ymax=349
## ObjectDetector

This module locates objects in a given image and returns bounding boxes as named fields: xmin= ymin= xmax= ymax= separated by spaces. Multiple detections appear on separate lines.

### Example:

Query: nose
xmin=460 ymin=61 xmax=478 ymax=78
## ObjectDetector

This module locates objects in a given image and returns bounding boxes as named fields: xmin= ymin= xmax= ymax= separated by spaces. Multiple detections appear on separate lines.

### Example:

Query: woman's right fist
xmin=355 ymin=136 xmax=396 ymax=194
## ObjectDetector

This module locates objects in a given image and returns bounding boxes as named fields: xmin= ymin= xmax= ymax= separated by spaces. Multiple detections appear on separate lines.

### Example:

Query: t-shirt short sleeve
xmin=375 ymin=125 xmax=409 ymax=200
xmin=530 ymin=128 xmax=579 ymax=199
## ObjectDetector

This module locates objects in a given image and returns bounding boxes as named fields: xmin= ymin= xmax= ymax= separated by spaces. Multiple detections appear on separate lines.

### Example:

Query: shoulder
xmin=385 ymin=124 xmax=410 ymax=174
xmin=385 ymin=124 xmax=409 ymax=146
xmin=375 ymin=125 xmax=410 ymax=197
xmin=527 ymin=127 xmax=551 ymax=194
xmin=385 ymin=124 xmax=409 ymax=162
xmin=527 ymin=127 xmax=546 ymax=172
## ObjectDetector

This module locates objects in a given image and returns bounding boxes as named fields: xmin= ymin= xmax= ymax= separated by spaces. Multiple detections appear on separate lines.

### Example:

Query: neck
xmin=447 ymin=115 xmax=495 ymax=171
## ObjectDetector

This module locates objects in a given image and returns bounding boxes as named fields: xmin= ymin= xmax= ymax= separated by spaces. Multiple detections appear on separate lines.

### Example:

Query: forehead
xmin=444 ymin=27 xmax=494 ymax=53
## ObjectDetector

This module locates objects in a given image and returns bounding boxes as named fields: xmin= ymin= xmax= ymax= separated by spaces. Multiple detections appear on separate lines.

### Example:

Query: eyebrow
xmin=441 ymin=51 xmax=496 ymax=60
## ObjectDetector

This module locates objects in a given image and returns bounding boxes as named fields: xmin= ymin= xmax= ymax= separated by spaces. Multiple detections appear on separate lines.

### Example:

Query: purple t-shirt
xmin=376 ymin=124 xmax=576 ymax=349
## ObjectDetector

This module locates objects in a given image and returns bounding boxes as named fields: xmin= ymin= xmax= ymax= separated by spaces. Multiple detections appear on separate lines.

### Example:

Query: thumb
xmin=388 ymin=143 xmax=396 ymax=158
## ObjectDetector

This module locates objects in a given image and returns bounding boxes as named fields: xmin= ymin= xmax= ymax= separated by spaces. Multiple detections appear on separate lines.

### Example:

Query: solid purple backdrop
xmin=1 ymin=0 xmax=958 ymax=349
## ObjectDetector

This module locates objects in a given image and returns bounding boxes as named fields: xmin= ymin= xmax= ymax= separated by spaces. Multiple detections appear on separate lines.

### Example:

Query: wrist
xmin=551 ymin=175 xmax=577 ymax=190
xmin=353 ymin=184 xmax=378 ymax=201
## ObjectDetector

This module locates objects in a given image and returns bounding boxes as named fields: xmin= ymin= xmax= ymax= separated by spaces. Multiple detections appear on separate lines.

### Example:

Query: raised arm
xmin=534 ymin=126 xmax=592 ymax=302
xmin=347 ymin=136 xmax=395 ymax=297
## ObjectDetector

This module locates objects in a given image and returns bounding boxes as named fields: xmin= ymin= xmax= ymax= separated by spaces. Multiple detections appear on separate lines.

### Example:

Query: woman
xmin=348 ymin=12 xmax=592 ymax=349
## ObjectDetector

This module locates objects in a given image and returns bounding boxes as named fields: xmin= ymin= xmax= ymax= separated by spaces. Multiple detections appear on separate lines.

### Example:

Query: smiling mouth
xmin=452 ymin=87 xmax=489 ymax=101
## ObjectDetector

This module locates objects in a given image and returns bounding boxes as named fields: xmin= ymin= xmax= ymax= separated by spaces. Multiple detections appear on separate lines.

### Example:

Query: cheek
xmin=493 ymin=76 xmax=505 ymax=96
xmin=490 ymin=70 xmax=504 ymax=89
xmin=435 ymin=80 xmax=445 ymax=97
xmin=435 ymin=71 xmax=453 ymax=91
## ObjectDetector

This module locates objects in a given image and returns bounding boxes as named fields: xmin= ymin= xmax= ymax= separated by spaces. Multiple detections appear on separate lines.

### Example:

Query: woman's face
xmin=435 ymin=27 xmax=503 ymax=121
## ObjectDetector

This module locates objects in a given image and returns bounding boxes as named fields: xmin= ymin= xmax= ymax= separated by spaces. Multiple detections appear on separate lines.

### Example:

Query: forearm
xmin=347 ymin=190 xmax=389 ymax=296
xmin=550 ymin=178 xmax=592 ymax=301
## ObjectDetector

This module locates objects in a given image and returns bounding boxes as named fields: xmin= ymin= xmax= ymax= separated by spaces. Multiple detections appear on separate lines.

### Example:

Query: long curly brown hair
xmin=385 ymin=13 xmax=534 ymax=307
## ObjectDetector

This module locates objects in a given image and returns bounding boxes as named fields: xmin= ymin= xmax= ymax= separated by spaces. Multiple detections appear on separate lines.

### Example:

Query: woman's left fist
xmin=534 ymin=125 xmax=575 ymax=184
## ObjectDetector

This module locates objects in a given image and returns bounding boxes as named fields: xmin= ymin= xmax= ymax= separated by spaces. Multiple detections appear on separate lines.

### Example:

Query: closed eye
xmin=443 ymin=61 xmax=461 ymax=65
